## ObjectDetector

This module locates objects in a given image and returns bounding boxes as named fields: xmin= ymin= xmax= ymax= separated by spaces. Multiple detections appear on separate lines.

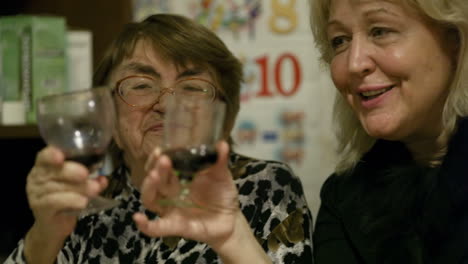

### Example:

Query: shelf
xmin=0 ymin=125 xmax=40 ymax=139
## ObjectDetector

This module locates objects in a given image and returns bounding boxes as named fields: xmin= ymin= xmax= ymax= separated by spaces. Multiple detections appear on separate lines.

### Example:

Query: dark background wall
xmin=0 ymin=0 xmax=132 ymax=257
xmin=0 ymin=138 xmax=45 ymax=255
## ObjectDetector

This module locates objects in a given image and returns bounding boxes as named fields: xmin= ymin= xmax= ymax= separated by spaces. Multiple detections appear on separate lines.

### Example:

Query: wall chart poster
xmin=132 ymin=0 xmax=338 ymax=215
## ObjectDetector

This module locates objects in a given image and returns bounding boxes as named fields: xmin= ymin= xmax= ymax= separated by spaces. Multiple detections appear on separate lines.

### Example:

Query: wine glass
xmin=159 ymin=95 xmax=226 ymax=207
xmin=36 ymin=87 xmax=120 ymax=216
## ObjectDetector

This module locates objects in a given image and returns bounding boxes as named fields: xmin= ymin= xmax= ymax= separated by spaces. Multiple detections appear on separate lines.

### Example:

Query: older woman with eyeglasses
xmin=5 ymin=14 xmax=313 ymax=264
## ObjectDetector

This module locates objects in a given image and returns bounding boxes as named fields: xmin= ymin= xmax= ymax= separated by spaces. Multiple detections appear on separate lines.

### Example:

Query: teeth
xmin=361 ymin=87 xmax=392 ymax=97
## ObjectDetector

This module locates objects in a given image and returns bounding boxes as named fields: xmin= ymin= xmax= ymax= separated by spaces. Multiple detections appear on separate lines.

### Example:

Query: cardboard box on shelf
xmin=0 ymin=15 xmax=67 ymax=124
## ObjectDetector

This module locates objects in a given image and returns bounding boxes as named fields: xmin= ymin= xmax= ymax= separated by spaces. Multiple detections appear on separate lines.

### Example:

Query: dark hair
xmin=94 ymin=14 xmax=243 ymax=193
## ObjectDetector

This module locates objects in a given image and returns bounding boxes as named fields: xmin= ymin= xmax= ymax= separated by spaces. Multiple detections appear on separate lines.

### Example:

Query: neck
xmin=404 ymin=129 xmax=449 ymax=167
xmin=124 ymin=154 xmax=146 ymax=190
xmin=130 ymin=166 xmax=146 ymax=190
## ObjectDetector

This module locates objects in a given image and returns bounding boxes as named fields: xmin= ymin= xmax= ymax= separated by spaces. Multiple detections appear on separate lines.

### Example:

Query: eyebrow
xmin=362 ymin=7 xmax=399 ymax=18
xmin=119 ymin=62 xmax=205 ymax=80
xmin=120 ymin=62 xmax=160 ymax=78
xmin=327 ymin=7 xmax=400 ymax=27
xmin=176 ymin=68 xmax=205 ymax=79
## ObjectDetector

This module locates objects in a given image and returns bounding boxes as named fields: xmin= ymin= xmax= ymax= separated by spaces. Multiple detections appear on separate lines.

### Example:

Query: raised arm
xmin=5 ymin=146 xmax=108 ymax=264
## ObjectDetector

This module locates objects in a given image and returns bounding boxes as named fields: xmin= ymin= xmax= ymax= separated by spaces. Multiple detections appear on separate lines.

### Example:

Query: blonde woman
xmin=310 ymin=0 xmax=468 ymax=263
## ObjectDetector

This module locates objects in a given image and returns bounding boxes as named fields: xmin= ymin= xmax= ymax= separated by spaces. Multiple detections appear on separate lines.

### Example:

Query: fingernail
xmin=155 ymin=147 xmax=162 ymax=155
xmin=145 ymin=147 xmax=162 ymax=171
xmin=144 ymin=157 xmax=152 ymax=171
xmin=150 ymin=170 xmax=158 ymax=180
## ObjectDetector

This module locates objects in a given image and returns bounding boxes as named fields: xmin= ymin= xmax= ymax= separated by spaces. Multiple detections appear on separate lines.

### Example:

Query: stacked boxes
xmin=0 ymin=15 xmax=67 ymax=124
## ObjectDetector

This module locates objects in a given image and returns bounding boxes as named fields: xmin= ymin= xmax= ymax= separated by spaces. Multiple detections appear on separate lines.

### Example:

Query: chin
xmin=365 ymin=126 xmax=406 ymax=141
xmin=361 ymin=121 xmax=402 ymax=141
xmin=360 ymin=113 xmax=405 ymax=139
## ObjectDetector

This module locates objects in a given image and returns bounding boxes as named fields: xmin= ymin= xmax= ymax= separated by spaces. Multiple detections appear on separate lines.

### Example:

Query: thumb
xmin=215 ymin=141 xmax=229 ymax=165
xmin=210 ymin=141 xmax=230 ymax=180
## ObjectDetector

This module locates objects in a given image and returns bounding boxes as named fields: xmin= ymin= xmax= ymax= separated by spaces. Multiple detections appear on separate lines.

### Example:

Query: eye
xmin=131 ymin=81 xmax=153 ymax=90
xmin=119 ymin=77 xmax=157 ymax=96
xmin=178 ymin=81 xmax=210 ymax=94
xmin=330 ymin=35 xmax=349 ymax=51
xmin=370 ymin=27 xmax=392 ymax=38
xmin=182 ymin=85 xmax=207 ymax=93
xmin=127 ymin=79 xmax=157 ymax=94
xmin=176 ymin=80 xmax=214 ymax=99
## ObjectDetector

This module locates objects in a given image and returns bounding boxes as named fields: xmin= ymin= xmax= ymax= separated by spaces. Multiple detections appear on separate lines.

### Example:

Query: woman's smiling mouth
xmin=146 ymin=124 xmax=164 ymax=133
xmin=360 ymin=86 xmax=395 ymax=100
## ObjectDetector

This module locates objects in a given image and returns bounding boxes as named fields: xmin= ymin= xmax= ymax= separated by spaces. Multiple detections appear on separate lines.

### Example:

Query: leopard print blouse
xmin=6 ymin=152 xmax=313 ymax=263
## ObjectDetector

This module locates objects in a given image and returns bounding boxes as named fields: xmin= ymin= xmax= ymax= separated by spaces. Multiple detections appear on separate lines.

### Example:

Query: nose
xmin=347 ymin=36 xmax=376 ymax=77
xmin=150 ymin=88 xmax=172 ymax=112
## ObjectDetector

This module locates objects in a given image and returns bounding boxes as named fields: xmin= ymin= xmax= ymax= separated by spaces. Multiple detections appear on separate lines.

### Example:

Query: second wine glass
xmin=160 ymin=95 xmax=226 ymax=207
xmin=36 ymin=87 xmax=120 ymax=216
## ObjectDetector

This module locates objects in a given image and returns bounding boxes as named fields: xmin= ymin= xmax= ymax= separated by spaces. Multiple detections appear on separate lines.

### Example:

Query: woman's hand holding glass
xmin=23 ymin=87 xmax=118 ymax=262
xmin=133 ymin=91 xmax=236 ymax=244
xmin=24 ymin=146 xmax=108 ymax=260
xmin=134 ymin=142 xmax=241 ymax=247
xmin=134 ymin=142 xmax=271 ymax=263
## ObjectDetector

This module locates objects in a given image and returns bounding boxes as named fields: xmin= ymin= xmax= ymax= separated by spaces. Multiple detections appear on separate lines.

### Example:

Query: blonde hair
xmin=309 ymin=0 xmax=468 ymax=173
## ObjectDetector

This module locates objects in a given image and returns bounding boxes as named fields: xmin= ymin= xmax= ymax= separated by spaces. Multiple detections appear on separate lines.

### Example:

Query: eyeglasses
xmin=113 ymin=75 xmax=217 ymax=108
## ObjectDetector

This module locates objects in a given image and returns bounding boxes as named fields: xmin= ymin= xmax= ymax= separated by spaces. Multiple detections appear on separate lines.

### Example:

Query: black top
xmin=314 ymin=118 xmax=468 ymax=264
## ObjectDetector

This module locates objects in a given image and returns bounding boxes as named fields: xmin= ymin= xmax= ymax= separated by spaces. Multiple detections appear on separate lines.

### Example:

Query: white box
xmin=2 ymin=101 xmax=25 ymax=125
xmin=67 ymin=30 xmax=92 ymax=91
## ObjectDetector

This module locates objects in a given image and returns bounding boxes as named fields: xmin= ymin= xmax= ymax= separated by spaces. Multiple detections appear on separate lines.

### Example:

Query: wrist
xmin=24 ymin=223 xmax=67 ymax=264
xmin=213 ymin=212 xmax=271 ymax=264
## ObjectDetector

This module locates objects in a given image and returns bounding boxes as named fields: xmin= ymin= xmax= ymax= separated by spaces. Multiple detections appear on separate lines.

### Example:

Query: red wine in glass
xmin=41 ymin=117 xmax=109 ymax=176
xmin=67 ymin=152 xmax=106 ymax=178
xmin=163 ymin=144 xmax=218 ymax=181
xmin=160 ymin=96 xmax=226 ymax=207
xmin=68 ymin=153 xmax=105 ymax=169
